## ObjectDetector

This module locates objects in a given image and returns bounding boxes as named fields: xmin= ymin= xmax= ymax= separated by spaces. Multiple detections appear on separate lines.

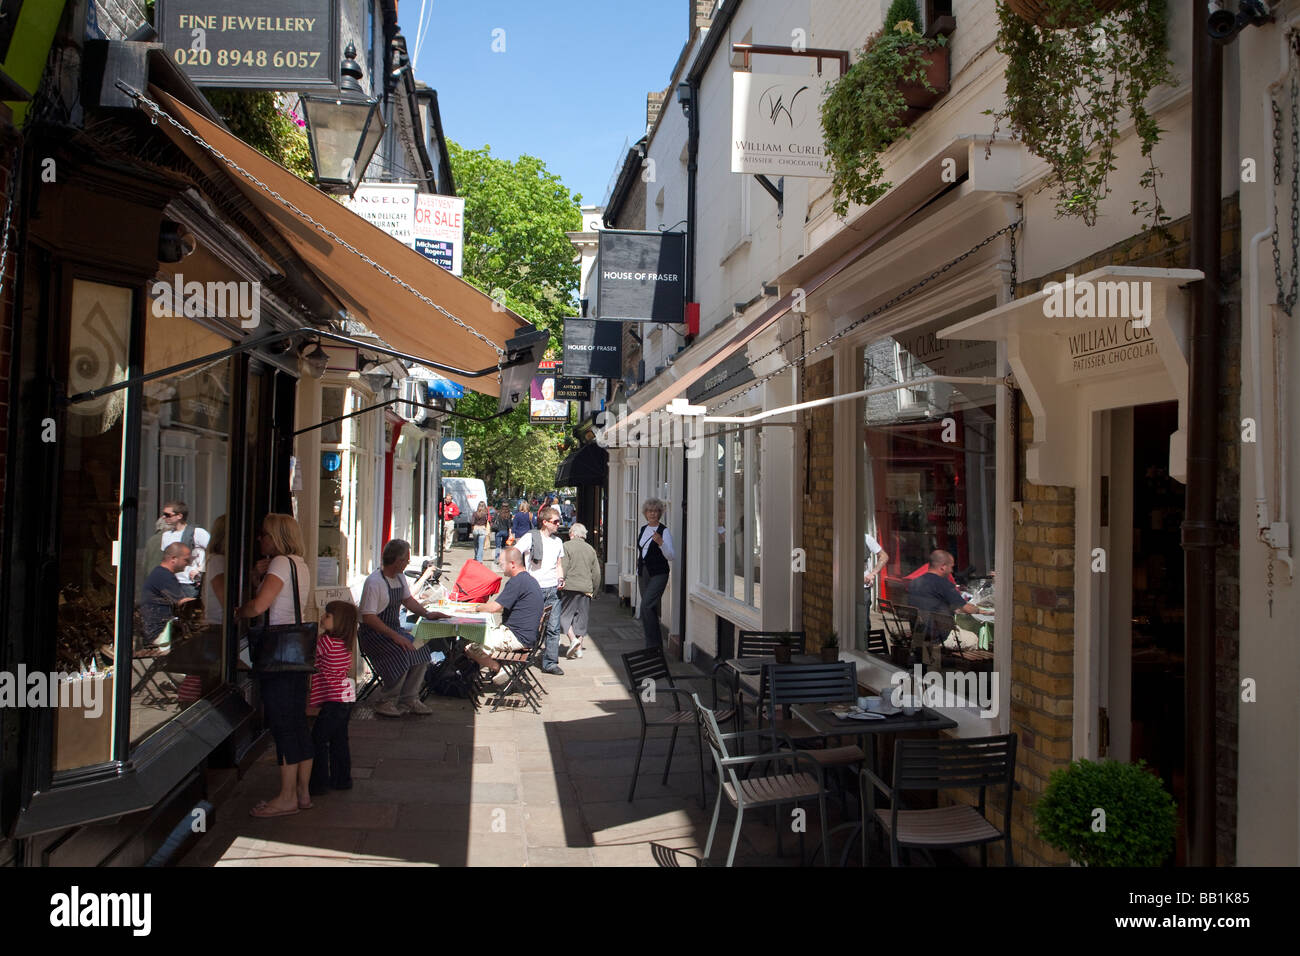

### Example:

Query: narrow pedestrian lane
xmin=182 ymin=547 xmax=797 ymax=867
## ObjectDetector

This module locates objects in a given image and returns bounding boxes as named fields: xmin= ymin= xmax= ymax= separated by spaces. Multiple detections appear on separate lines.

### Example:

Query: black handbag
xmin=248 ymin=558 xmax=317 ymax=674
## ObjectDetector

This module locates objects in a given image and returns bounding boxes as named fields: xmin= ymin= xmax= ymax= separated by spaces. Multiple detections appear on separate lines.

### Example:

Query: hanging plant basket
xmin=1004 ymin=0 xmax=1123 ymax=29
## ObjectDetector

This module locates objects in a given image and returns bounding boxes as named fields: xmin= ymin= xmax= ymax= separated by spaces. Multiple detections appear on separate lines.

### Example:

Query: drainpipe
xmin=1186 ymin=10 xmax=1220 ymax=868
xmin=678 ymin=77 xmax=699 ymax=660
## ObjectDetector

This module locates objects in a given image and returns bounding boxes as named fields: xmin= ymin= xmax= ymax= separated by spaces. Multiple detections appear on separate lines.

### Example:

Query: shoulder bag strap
xmin=287 ymin=558 xmax=302 ymax=624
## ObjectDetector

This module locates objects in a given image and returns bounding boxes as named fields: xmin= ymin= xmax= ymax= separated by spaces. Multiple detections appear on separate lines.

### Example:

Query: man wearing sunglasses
xmin=160 ymin=501 xmax=209 ymax=599
xmin=519 ymin=507 xmax=566 ymax=675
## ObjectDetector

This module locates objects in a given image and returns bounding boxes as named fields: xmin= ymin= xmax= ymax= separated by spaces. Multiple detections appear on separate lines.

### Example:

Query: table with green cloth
xmin=412 ymin=611 xmax=499 ymax=646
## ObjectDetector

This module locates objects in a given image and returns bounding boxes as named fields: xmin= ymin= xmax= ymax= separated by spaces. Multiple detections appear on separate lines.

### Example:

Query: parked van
xmin=441 ymin=477 xmax=487 ymax=541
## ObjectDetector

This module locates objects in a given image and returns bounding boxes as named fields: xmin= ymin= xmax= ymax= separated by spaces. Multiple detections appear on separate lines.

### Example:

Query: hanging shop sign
xmin=440 ymin=437 xmax=464 ymax=471
xmin=530 ymin=360 xmax=570 ymax=423
xmin=595 ymin=230 xmax=685 ymax=323
xmin=156 ymin=0 xmax=338 ymax=90
xmin=563 ymin=318 xmax=622 ymax=378
xmin=731 ymin=71 xmax=830 ymax=178
xmin=413 ymin=194 xmax=465 ymax=276
xmin=554 ymin=377 xmax=591 ymax=401
xmin=343 ymin=182 xmax=418 ymax=247
xmin=687 ymin=347 xmax=755 ymax=404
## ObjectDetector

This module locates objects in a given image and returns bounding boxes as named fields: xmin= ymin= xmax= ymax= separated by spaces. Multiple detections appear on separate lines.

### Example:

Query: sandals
xmin=250 ymin=800 xmax=299 ymax=818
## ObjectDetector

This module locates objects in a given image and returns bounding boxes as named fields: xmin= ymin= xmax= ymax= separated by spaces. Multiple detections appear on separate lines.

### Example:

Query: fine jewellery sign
xmin=156 ymin=0 xmax=338 ymax=90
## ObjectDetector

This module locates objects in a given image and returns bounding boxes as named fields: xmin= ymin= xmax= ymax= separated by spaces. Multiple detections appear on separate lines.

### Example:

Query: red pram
xmin=449 ymin=559 xmax=502 ymax=603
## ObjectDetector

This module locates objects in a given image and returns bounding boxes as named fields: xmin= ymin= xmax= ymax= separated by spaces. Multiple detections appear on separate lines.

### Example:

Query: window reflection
xmin=54 ymin=280 xmax=132 ymax=772
xmin=130 ymin=306 xmax=235 ymax=749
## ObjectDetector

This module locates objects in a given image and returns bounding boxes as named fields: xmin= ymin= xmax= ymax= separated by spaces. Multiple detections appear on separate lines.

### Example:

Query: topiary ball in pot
xmin=1034 ymin=758 xmax=1177 ymax=866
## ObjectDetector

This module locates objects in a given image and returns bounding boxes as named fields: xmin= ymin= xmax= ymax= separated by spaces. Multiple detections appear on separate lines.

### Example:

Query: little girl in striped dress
xmin=309 ymin=601 xmax=357 ymax=795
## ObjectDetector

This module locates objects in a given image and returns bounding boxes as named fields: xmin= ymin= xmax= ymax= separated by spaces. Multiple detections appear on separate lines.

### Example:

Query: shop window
xmin=709 ymin=425 xmax=761 ymax=606
xmin=54 ymin=280 xmax=132 ymax=772
xmin=858 ymin=306 xmax=998 ymax=672
xmin=131 ymin=303 xmax=235 ymax=751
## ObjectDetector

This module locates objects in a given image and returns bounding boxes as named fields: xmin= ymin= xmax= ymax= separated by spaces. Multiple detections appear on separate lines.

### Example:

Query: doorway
xmin=1105 ymin=400 xmax=1185 ymax=863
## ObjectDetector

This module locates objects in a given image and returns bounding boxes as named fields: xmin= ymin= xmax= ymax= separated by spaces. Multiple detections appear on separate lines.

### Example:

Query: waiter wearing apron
xmin=358 ymin=539 xmax=451 ymax=718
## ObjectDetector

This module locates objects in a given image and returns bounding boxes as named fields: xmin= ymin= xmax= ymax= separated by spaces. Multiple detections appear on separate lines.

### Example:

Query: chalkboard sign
xmin=157 ymin=0 xmax=338 ymax=90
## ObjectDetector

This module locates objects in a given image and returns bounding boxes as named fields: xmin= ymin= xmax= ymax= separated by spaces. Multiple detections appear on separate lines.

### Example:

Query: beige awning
xmin=150 ymin=87 xmax=529 ymax=397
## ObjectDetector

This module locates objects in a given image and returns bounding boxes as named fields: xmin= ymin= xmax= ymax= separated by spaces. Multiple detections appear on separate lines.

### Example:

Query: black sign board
xmin=157 ymin=0 xmax=337 ymax=90
xmin=554 ymin=377 xmax=591 ymax=401
xmin=595 ymin=230 xmax=686 ymax=323
xmin=687 ymin=348 xmax=756 ymax=403
xmin=563 ymin=318 xmax=623 ymax=378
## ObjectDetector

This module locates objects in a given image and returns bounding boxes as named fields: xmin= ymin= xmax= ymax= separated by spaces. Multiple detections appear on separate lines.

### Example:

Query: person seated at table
xmin=140 ymin=543 xmax=197 ymax=647
xmin=906 ymin=549 xmax=981 ymax=670
xmin=463 ymin=547 xmax=544 ymax=689
xmin=358 ymin=539 xmax=452 ymax=718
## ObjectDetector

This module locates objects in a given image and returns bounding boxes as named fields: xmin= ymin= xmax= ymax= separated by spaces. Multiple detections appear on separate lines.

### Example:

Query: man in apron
xmin=358 ymin=539 xmax=451 ymax=718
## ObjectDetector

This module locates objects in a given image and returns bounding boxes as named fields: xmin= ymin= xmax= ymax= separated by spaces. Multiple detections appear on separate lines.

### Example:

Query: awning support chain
xmin=710 ymin=216 xmax=1024 ymax=410
xmin=115 ymin=81 xmax=507 ymax=366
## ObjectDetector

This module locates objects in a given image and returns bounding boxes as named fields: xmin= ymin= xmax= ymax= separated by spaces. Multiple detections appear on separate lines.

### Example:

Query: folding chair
xmin=132 ymin=619 xmax=177 ymax=706
xmin=482 ymin=605 xmax=551 ymax=712
xmin=356 ymin=646 xmax=383 ymax=702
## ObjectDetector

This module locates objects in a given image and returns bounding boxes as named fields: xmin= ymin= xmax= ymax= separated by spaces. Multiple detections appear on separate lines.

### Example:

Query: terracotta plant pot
xmin=821 ymin=646 xmax=840 ymax=663
xmin=895 ymin=45 xmax=950 ymax=128
xmin=1004 ymin=0 xmax=1123 ymax=30
xmin=773 ymin=645 xmax=792 ymax=664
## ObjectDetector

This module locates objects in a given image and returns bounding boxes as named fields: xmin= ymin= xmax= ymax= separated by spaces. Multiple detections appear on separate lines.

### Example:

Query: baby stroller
xmin=449 ymin=559 xmax=502 ymax=603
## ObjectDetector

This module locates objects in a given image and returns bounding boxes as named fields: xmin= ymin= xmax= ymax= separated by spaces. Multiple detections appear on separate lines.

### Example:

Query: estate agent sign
xmin=157 ymin=0 xmax=337 ymax=89
xmin=731 ymin=71 xmax=830 ymax=178
xmin=595 ymin=230 xmax=685 ymax=323
xmin=413 ymin=194 xmax=465 ymax=276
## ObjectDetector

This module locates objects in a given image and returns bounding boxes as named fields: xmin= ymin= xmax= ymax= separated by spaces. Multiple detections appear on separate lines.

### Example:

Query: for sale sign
xmin=414 ymin=194 xmax=465 ymax=276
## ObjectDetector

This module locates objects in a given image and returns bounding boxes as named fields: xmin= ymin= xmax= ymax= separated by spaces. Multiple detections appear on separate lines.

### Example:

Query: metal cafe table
xmin=793 ymin=700 xmax=957 ymax=865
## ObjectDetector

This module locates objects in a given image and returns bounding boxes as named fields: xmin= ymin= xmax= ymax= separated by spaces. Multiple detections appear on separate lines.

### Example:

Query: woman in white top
xmin=237 ymin=513 xmax=314 ymax=817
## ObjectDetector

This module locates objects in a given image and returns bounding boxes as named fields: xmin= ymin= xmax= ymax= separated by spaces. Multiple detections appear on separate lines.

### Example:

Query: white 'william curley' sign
xmin=731 ymin=71 xmax=830 ymax=178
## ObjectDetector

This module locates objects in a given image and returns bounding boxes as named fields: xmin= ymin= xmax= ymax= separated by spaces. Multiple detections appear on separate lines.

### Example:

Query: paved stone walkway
xmin=182 ymin=550 xmax=811 ymax=867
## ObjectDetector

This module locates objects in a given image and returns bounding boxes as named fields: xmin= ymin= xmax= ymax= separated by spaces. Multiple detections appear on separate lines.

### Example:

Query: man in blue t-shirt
xmin=466 ymin=547 xmax=544 ymax=687
xmin=140 ymin=543 xmax=197 ymax=645
xmin=906 ymin=550 xmax=980 ymax=669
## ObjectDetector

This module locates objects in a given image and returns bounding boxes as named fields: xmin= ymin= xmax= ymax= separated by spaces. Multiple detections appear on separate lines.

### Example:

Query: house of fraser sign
xmin=157 ymin=0 xmax=338 ymax=89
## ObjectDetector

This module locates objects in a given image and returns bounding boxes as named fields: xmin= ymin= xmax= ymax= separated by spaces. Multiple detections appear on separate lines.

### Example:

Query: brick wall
xmin=693 ymin=0 xmax=714 ymax=32
xmin=1007 ymin=198 xmax=1242 ymax=865
xmin=646 ymin=89 xmax=667 ymax=135
xmin=800 ymin=358 xmax=834 ymax=646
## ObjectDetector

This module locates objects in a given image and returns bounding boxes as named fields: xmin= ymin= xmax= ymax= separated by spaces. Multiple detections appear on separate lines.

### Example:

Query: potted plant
xmin=1035 ymin=758 xmax=1178 ymax=866
xmin=773 ymin=635 xmax=794 ymax=664
xmin=821 ymin=632 xmax=841 ymax=663
xmin=821 ymin=0 xmax=951 ymax=216
xmin=985 ymin=0 xmax=1175 ymax=229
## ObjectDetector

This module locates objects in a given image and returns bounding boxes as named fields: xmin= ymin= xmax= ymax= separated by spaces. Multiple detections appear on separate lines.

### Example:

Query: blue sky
xmin=399 ymin=0 xmax=687 ymax=206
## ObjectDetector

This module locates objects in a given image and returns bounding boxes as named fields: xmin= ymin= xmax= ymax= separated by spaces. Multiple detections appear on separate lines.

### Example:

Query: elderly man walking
xmin=560 ymin=522 xmax=602 ymax=659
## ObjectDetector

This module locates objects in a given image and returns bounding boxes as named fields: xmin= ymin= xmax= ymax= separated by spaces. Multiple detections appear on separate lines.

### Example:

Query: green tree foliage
xmin=448 ymin=141 xmax=582 ymax=345
xmin=454 ymin=393 xmax=565 ymax=499
xmin=205 ymin=91 xmax=314 ymax=182
xmin=446 ymin=142 xmax=581 ymax=491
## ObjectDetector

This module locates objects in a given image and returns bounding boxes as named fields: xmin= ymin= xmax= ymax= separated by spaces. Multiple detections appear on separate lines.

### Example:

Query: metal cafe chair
xmin=720 ymin=630 xmax=807 ymax=728
xmin=694 ymin=694 xmax=831 ymax=867
xmin=622 ymin=647 xmax=737 ymax=806
xmin=482 ymin=605 xmax=552 ymax=713
xmin=877 ymin=599 xmax=912 ymax=656
xmin=861 ymin=733 xmax=1019 ymax=866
